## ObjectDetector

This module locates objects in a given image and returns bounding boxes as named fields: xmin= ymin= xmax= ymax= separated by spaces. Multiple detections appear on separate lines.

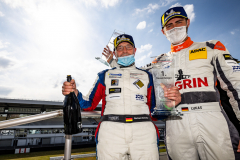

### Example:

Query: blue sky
xmin=0 ymin=0 xmax=239 ymax=101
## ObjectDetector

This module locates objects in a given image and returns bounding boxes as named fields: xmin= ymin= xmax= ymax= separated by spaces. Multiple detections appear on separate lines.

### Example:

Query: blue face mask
xmin=117 ymin=54 xmax=135 ymax=66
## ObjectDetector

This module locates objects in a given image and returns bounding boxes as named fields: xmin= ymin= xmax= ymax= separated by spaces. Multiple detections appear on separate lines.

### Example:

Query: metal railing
xmin=0 ymin=110 xmax=101 ymax=130
xmin=0 ymin=110 xmax=63 ymax=130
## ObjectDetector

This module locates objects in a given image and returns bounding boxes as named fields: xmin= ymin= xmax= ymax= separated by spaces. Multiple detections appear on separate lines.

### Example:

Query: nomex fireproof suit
xmin=77 ymin=64 xmax=164 ymax=160
xmin=110 ymin=37 xmax=240 ymax=160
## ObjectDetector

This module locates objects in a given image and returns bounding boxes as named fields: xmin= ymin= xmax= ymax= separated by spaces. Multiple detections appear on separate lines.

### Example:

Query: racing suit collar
xmin=171 ymin=37 xmax=194 ymax=52
xmin=119 ymin=62 xmax=135 ymax=68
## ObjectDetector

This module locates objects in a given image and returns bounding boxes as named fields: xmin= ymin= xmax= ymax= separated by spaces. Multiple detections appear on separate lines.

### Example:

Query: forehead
xmin=165 ymin=17 xmax=186 ymax=25
xmin=118 ymin=41 xmax=132 ymax=46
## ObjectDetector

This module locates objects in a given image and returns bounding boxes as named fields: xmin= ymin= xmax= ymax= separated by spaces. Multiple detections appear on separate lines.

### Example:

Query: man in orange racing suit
xmin=104 ymin=6 xmax=240 ymax=160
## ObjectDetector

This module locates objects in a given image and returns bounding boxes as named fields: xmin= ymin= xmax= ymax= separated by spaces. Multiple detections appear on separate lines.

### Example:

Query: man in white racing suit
xmin=62 ymin=34 xmax=181 ymax=160
xmin=104 ymin=6 xmax=240 ymax=160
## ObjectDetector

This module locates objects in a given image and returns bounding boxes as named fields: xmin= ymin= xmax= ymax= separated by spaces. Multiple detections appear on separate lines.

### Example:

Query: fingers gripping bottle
xmin=63 ymin=75 xmax=82 ymax=134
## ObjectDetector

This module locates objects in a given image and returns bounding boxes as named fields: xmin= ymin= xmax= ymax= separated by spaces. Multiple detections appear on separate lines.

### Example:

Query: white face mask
xmin=165 ymin=26 xmax=188 ymax=45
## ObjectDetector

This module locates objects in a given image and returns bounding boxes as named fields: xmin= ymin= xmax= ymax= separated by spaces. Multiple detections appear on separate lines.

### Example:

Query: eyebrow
xmin=166 ymin=19 xmax=184 ymax=27
xmin=176 ymin=19 xmax=184 ymax=23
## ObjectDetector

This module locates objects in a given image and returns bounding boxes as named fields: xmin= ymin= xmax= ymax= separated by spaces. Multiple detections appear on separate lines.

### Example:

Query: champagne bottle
xmin=63 ymin=75 xmax=82 ymax=135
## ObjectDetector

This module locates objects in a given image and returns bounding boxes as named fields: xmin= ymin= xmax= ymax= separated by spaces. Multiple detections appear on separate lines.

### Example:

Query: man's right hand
xmin=62 ymin=79 xmax=78 ymax=96
xmin=102 ymin=45 xmax=114 ymax=63
xmin=161 ymin=83 xmax=181 ymax=108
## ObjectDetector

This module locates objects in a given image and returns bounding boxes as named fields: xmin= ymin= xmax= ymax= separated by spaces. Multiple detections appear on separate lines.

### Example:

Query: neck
xmin=171 ymin=36 xmax=189 ymax=46
xmin=119 ymin=62 xmax=135 ymax=68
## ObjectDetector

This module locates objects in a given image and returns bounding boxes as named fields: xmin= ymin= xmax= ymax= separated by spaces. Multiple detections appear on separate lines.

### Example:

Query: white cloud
xmin=3 ymin=0 xmax=121 ymax=9
xmin=134 ymin=3 xmax=159 ymax=15
xmin=0 ymin=41 xmax=10 ymax=49
xmin=137 ymin=44 xmax=152 ymax=53
xmin=0 ymin=11 xmax=4 ymax=17
xmin=0 ymin=56 xmax=15 ymax=69
xmin=2 ymin=0 xmax=28 ymax=8
xmin=159 ymin=0 xmax=177 ymax=7
xmin=0 ymin=86 xmax=13 ymax=95
xmin=230 ymin=29 xmax=239 ymax=35
xmin=0 ymin=0 xmax=109 ymax=101
xmin=136 ymin=44 xmax=153 ymax=65
xmin=136 ymin=51 xmax=152 ymax=65
xmin=170 ymin=2 xmax=182 ymax=8
xmin=133 ymin=0 xmax=178 ymax=15
xmin=148 ymin=29 xmax=153 ymax=33
xmin=82 ymin=0 xmax=98 ymax=7
xmin=184 ymin=4 xmax=195 ymax=22
xmin=82 ymin=0 xmax=121 ymax=8
xmin=136 ymin=21 xmax=146 ymax=30
xmin=137 ymin=55 xmax=147 ymax=62
xmin=23 ymin=18 xmax=32 ymax=26
xmin=147 ymin=51 xmax=152 ymax=57
xmin=101 ymin=0 xmax=121 ymax=8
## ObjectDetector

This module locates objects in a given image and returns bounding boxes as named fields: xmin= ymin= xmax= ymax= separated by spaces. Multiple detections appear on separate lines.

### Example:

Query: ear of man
xmin=134 ymin=48 xmax=137 ymax=55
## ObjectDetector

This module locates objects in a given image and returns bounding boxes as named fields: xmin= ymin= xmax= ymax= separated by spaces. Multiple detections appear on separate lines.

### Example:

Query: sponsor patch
xmin=111 ymin=79 xmax=119 ymax=86
xmin=130 ymin=73 xmax=144 ymax=76
xmin=223 ymin=54 xmax=234 ymax=60
xmin=232 ymin=66 xmax=240 ymax=72
xmin=109 ymin=88 xmax=121 ymax=94
xmin=130 ymin=73 xmax=144 ymax=79
xmin=135 ymin=94 xmax=144 ymax=101
xmin=189 ymin=47 xmax=207 ymax=61
xmin=108 ymin=94 xmax=121 ymax=100
xmin=133 ymin=79 xmax=144 ymax=89
xmin=175 ymin=69 xmax=190 ymax=80
xmin=164 ymin=9 xmax=181 ymax=21
xmin=109 ymin=73 xmax=122 ymax=78
xmin=108 ymin=116 xmax=119 ymax=121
